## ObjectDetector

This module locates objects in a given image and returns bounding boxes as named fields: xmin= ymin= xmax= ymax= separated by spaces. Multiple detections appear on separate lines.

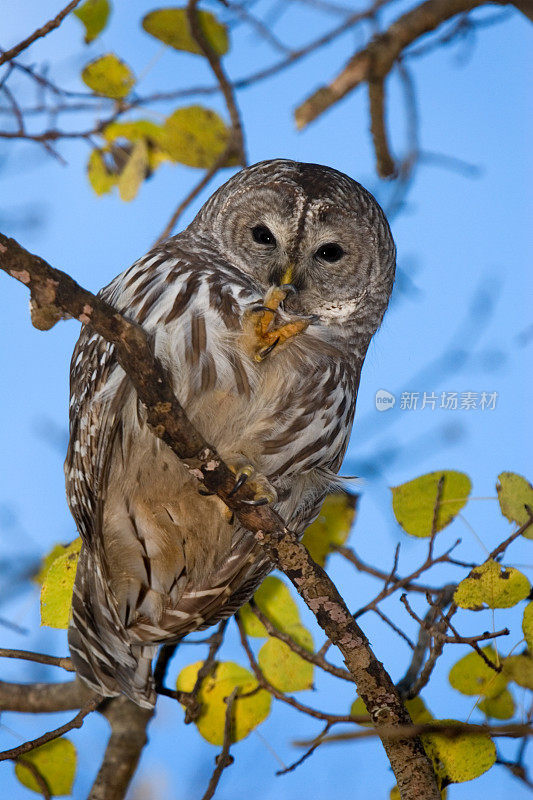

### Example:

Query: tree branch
xmin=0 ymin=232 xmax=440 ymax=800
xmin=88 ymin=696 xmax=154 ymax=800
xmin=0 ymin=678 xmax=90 ymax=713
xmin=0 ymin=0 xmax=83 ymax=67
xmin=295 ymin=0 xmax=515 ymax=129
xmin=0 ymin=648 xmax=73 ymax=672
xmin=0 ymin=696 xmax=100 ymax=762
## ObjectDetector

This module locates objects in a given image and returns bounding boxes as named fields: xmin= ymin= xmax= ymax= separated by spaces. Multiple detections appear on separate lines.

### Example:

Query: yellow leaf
xmin=454 ymin=559 xmax=530 ymax=609
xmin=406 ymin=696 xmax=433 ymax=724
xmin=142 ymin=7 xmax=229 ymax=56
xmin=118 ymin=139 xmax=149 ymax=201
xmin=302 ymin=492 xmax=357 ymax=566
xmin=349 ymin=697 xmax=371 ymax=725
xmin=40 ymin=539 xmax=81 ymax=629
xmin=74 ymin=0 xmax=110 ymax=43
xmin=34 ymin=541 xmax=79 ymax=585
xmin=258 ymin=627 xmax=314 ymax=692
xmin=422 ymin=720 xmax=496 ymax=783
xmin=176 ymin=661 xmax=271 ymax=745
xmin=504 ymin=654 xmax=533 ymax=689
xmin=82 ymin=53 xmax=135 ymax=99
xmin=87 ymin=149 xmax=117 ymax=195
xmin=239 ymin=603 xmax=268 ymax=638
xmin=448 ymin=648 xmax=507 ymax=699
xmin=103 ymin=119 xmax=170 ymax=171
xmin=240 ymin=576 xmax=310 ymax=642
xmin=497 ymin=472 xmax=533 ymax=538
xmin=523 ymin=602 xmax=533 ymax=652
xmin=391 ymin=471 xmax=471 ymax=537
xmin=351 ymin=695 xmax=432 ymax=727
xmin=15 ymin=738 xmax=76 ymax=795
xmin=478 ymin=688 xmax=515 ymax=720
xmin=162 ymin=105 xmax=231 ymax=168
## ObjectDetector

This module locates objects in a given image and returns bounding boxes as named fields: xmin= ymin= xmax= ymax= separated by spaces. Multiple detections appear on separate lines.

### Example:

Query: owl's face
xmin=193 ymin=160 xmax=396 ymax=338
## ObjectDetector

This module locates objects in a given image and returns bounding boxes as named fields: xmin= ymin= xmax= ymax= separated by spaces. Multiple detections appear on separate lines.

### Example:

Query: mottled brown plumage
xmin=66 ymin=159 xmax=396 ymax=707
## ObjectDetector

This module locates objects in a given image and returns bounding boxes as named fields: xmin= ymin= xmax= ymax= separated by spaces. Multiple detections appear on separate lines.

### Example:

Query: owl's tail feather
xmin=68 ymin=546 xmax=157 ymax=709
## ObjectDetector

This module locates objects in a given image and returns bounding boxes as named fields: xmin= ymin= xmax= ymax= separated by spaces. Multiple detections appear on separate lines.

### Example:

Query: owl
xmin=66 ymin=159 xmax=396 ymax=708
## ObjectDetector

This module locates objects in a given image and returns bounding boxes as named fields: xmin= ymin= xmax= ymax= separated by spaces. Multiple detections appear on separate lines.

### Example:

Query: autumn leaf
xmin=142 ymin=7 xmax=229 ymax=56
xmin=176 ymin=661 xmax=271 ymax=745
xmin=391 ymin=471 xmax=471 ymax=538
xmin=82 ymin=53 xmax=135 ymax=99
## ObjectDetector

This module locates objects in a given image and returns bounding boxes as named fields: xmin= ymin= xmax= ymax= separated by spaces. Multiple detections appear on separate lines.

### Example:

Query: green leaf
xmin=523 ymin=602 xmax=533 ymax=652
xmin=82 ymin=53 xmax=135 ymax=99
xmin=258 ymin=626 xmax=313 ymax=692
xmin=15 ymin=738 xmax=76 ymax=796
xmin=478 ymin=688 xmax=515 ymax=720
xmin=87 ymin=149 xmax=118 ymax=195
xmin=504 ymin=654 xmax=533 ymax=689
xmin=74 ymin=0 xmax=111 ymax=43
xmin=142 ymin=7 xmax=229 ymax=56
xmin=40 ymin=539 xmax=81 ymax=629
xmin=176 ymin=661 xmax=271 ymax=745
xmin=422 ymin=720 xmax=496 ymax=784
xmin=240 ymin=576 xmax=301 ymax=639
xmin=118 ymin=138 xmax=149 ymax=201
xmin=301 ymin=492 xmax=357 ymax=566
xmin=448 ymin=648 xmax=507 ymax=699
xmin=454 ymin=559 xmax=530 ymax=609
xmin=391 ymin=470 xmax=471 ymax=537
xmin=162 ymin=105 xmax=232 ymax=168
xmin=497 ymin=472 xmax=533 ymax=538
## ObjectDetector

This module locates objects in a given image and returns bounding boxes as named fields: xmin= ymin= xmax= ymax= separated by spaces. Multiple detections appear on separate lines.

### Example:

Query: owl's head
xmin=191 ymin=159 xmax=396 ymax=343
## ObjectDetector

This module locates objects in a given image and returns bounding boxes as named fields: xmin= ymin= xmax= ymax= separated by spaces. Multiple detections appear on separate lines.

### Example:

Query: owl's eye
xmin=251 ymin=225 xmax=276 ymax=246
xmin=316 ymin=243 xmax=344 ymax=263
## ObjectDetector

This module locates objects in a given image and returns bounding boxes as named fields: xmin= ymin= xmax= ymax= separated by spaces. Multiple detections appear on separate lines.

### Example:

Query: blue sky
xmin=0 ymin=2 xmax=531 ymax=798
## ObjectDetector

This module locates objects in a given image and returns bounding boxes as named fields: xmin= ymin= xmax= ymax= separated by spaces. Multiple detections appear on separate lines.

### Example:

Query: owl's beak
xmin=280 ymin=265 xmax=294 ymax=286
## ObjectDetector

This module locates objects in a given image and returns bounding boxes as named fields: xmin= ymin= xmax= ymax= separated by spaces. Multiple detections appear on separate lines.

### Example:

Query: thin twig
xmin=250 ymin=603 xmax=355 ymax=682
xmin=236 ymin=616 xmax=355 ymax=724
xmin=0 ymin=695 xmax=100 ymax=762
xmin=0 ymin=648 xmax=74 ymax=672
xmin=201 ymin=688 xmax=238 ymax=800
xmin=15 ymin=757 xmax=51 ymax=800
xmin=0 ymin=0 xmax=83 ymax=67
xmin=277 ymin=721 xmax=332 ymax=776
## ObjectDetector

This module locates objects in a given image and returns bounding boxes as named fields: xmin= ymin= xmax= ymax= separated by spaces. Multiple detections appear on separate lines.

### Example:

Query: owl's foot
xmin=226 ymin=457 xmax=277 ymax=506
xmin=244 ymin=285 xmax=313 ymax=362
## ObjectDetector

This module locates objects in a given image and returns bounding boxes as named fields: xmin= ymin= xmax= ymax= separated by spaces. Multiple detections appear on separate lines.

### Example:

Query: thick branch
xmin=0 ymin=678 xmax=90 ymax=713
xmin=0 ymin=233 xmax=440 ymax=800
xmin=88 ymin=696 xmax=154 ymax=800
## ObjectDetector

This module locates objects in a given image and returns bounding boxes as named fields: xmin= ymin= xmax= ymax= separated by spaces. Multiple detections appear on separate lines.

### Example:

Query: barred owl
xmin=66 ymin=159 xmax=395 ymax=708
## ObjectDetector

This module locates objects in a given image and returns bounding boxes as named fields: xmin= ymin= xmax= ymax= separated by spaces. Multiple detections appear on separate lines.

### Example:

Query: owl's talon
xmin=229 ymin=469 xmax=251 ymax=497
xmin=255 ymin=337 xmax=280 ymax=362
xmin=243 ymin=284 xmax=311 ymax=362
xmin=280 ymin=283 xmax=297 ymax=295
xmin=226 ymin=458 xmax=277 ymax=506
